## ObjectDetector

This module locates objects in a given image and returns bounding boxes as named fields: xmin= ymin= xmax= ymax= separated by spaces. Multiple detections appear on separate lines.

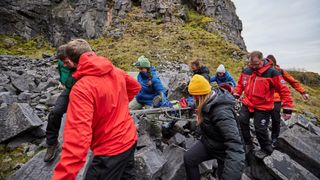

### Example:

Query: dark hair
xmin=267 ymin=55 xmax=277 ymax=66
xmin=56 ymin=44 xmax=68 ymax=60
xmin=66 ymin=39 xmax=92 ymax=63
xmin=190 ymin=59 xmax=201 ymax=68
xmin=249 ymin=51 xmax=263 ymax=61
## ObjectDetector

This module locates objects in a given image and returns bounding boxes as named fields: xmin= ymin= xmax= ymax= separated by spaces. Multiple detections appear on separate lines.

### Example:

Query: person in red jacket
xmin=267 ymin=55 xmax=309 ymax=143
xmin=52 ymin=39 xmax=141 ymax=180
xmin=233 ymin=51 xmax=293 ymax=156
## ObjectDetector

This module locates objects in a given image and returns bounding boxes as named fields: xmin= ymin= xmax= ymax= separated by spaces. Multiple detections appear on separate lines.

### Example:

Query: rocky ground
xmin=0 ymin=55 xmax=320 ymax=180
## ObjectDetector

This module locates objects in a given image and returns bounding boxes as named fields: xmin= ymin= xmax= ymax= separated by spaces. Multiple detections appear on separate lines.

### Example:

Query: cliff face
xmin=0 ymin=0 xmax=246 ymax=49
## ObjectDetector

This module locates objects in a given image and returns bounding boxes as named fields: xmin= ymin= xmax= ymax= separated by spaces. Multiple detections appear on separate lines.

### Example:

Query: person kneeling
xmin=184 ymin=75 xmax=245 ymax=180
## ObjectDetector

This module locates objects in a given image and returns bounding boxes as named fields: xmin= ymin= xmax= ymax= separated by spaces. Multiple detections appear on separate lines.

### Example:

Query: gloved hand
xmin=153 ymin=92 xmax=170 ymax=107
xmin=302 ymin=93 xmax=310 ymax=101
xmin=282 ymin=108 xmax=292 ymax=121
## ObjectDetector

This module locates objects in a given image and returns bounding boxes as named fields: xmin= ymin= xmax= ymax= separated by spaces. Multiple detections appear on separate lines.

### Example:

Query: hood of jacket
xmin=73 ymin=52 xmax=114 ymax=80
xmin=202 ymin=88 xmax=235 ymax=114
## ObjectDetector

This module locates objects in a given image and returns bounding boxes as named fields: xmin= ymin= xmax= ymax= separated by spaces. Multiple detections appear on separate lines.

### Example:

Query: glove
xmin=302 ymin=93 xmax=310 ymax=101
xmin=282 ymin=108 xmax=292 ymax=121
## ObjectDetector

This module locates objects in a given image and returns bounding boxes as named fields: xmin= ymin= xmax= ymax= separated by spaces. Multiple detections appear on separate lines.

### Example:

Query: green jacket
xmin=57 ymin=60 xmax=77 ymax=94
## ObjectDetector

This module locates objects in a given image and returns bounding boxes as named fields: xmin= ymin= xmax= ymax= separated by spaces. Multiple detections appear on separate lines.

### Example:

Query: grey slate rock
xmin=0 ymin=103 xmax=43 ymax=142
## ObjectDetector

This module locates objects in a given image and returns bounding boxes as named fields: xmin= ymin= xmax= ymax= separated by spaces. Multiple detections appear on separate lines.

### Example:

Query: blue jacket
xmin=136 ymin=67 xmax=166 ymax=106
xmin=210 ymin=70 xmax=236 ymax=87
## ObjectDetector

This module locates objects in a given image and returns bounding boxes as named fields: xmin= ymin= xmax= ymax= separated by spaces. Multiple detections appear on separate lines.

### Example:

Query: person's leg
xmin=120 ymin=143 xmax=137 ymax=180
xmin=85 ymin=143 xmax=137 ymax=180
xmin=254 ymin=110 xmax=273 ymax=154
xmin=216 ymin=159 xmax=225 ymax=179
xmin=184 ymin=141 xmax=214 ymax=180
xmin=129 ymin=98 xmax=143 ymax=110
xmin=238 ymin=105 xmax=252 ymax=146
xmin=271 ymin=102 xmax=282 ymax=141
xmin=44 ymin=90 xmax=69 ymax=162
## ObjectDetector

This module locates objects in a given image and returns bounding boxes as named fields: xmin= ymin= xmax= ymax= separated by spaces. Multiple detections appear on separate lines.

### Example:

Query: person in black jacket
xmin=184 ymin=75 xmax=245 ymax=180
xmin=190 ymin=59 xmax=211 ymax=81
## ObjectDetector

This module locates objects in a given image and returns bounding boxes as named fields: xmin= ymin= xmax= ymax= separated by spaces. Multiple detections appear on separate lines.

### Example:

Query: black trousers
xmin=271 ymin=102 xmax=282 ymax=140
xmin=238 ymin=105 xmax=272 ymax=150
xmin=85 ymin=143 xmax=137 ymax=180
xmin=46 ymin=90 xmax=69 ymax=145
xmin=184 ymin=141 xmax=224 ymax=180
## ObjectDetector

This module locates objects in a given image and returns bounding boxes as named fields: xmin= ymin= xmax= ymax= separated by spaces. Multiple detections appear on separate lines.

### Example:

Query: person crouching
xmin=184 ymin=75 xmax=245 ymax=180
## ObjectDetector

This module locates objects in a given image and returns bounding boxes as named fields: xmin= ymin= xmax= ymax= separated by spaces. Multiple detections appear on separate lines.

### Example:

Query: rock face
xmin=0 ymin=0 xmax=129 ymax=46
xmin=0 ymin=103 xmax=43 ymax=142
xmin=0 ymin=0 xmax=245 ymax=49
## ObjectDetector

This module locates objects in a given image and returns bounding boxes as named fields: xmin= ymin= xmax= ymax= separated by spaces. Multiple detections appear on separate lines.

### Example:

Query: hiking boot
xmin=44 ymin=143 xmax=59 ymax=162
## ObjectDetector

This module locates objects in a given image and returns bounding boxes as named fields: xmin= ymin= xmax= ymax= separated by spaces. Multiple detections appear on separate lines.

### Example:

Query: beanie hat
xmin=134 ymin=55 xmax=151 ymax=68
xmin=216 ymin=64 xmax=226 ymax=73
xmin=188 ymin=75 xmax=211 ymax=95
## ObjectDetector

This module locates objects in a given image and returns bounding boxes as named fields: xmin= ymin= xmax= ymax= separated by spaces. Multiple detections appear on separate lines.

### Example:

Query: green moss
xmin=185 ymin=8 xmax=214 ymax=28
xmin=0 ymin=35 xmax=55 ymax=59
xmin=0 ymin=144 xmax=33 ymax=179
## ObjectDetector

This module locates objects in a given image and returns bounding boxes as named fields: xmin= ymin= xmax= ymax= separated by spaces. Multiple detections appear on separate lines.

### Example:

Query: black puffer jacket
xmin=200 ymin=88 xmax=245 ymax=180
xmin=193 ymin=66 xmax=210 ymax=82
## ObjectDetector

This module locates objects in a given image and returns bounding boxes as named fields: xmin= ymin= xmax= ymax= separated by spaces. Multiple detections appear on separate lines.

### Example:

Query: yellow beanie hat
xmin=188 ymin=75 xmax=211 ymax=95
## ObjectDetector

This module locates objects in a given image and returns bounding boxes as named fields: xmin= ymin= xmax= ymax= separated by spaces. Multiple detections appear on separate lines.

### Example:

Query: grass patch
xmin=0 ymin=35 xmax=55 ymax=59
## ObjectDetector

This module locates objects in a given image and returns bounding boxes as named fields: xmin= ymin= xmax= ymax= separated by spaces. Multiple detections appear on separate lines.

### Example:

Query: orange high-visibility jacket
xmin=274 ymin=65 xmax=306 ymax=102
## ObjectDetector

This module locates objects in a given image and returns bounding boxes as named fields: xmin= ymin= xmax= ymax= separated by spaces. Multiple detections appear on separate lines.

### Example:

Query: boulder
xmin=0 ymin=103 xmax=43 ymax=142
xmin=264 ymin=150 xmax=318 ymax=180
xmin=0 ymin=92 xmax=16 ymax=104
xmin=11 ymin=74 xmax=37 ymax=92
xmin=8 ymin=149 xmax=93 ymax=180
xmin=160 ymin=144 xmax=186 ymax=180
xmin=135 ymin=147 xmax=166 ymax=180
xmin=166 ymin=73 xmax=190 ymax=100
xmin=276 ymin=124 xmax=320 ymax=178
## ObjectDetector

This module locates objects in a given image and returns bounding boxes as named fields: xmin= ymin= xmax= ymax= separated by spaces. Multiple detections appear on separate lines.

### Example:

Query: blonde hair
xmin=196 ymin=93 xmax=212 ymax=125
xmin=66 ymin=39 xmax=92 ymax=63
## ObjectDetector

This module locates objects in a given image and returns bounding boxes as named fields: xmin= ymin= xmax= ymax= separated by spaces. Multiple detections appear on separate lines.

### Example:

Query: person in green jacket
xmin=44 ymin=44 xmax=77 ymax=162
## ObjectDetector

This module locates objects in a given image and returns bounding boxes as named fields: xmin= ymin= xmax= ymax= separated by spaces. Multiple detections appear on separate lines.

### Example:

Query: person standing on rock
xmin=53 ymin=39 xmax=141 ymax=179
xmin=233 ymin=51 xmax=294 ymax=157
xmin=44 ymin=44 xmax=77 ymax=162
xmin=267 ymin=54 xmax=310 ymax=144
xmin=190 ymin=59 xmax=211 ymax=82
xmin=210 ymin=64 xmax=236 ymax=92
xmin=184 ymin=75 xmax=245 ymax=180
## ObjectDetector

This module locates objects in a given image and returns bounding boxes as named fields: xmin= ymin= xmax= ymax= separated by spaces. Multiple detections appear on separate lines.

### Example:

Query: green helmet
xmin=134 ymin=55 xmax=151 ymax=68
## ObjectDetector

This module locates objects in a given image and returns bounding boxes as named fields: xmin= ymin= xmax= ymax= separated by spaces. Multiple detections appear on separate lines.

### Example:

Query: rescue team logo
xmin=243 ymin=77 xmax=248 ymax=86
xmin=280 ymin=79 xmax=286 ymax=84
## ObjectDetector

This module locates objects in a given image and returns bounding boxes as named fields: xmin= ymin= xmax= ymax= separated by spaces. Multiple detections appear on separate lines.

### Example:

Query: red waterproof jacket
xmin=233 ymin=59 xmax=293 ymax=113
xmin=274 ymin=65 xmax=306 ymax=102
xmin=53 ymin=52 xmax=141 ymax=180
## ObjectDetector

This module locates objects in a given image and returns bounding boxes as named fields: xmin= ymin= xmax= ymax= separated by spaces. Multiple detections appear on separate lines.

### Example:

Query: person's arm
xmin=53 ymin=83 xmax=93 ymax=180
xmin=226 ymin=72 xmax=237 ymax=87
xmin=209 ymin=76 xmax=217 ymax=83
xmin=215 ymin=115 xmax=245 ymax=179
xmin=124 ymin=72 xmax=141 ymax=101
xmin=233 ymin=73 xmax=244 ymax=98
xmin=282 ymin=70 xmax=309 ymax=100
xmin=273 ymin=73 xmax=294 ymax=120
xmin=152 ymin=77 xmax=165 ymax=94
